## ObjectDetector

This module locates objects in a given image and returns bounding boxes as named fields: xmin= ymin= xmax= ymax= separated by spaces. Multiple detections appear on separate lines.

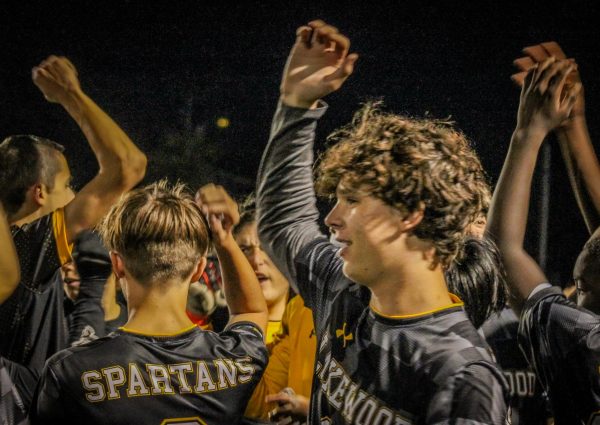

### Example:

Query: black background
xmin=2 ymin=0 xmax=599 ymax=285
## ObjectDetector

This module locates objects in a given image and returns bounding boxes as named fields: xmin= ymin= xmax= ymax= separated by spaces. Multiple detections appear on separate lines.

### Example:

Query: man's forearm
xmin=60 ymin=89 xmax=147 ymax=186
xmin=487 ymin=129 xmax=549 ymax=302
xmin=215 ymin=238 xmax=267 ymax=318
xmin=556 ymin=117 xmax=600 ymax=232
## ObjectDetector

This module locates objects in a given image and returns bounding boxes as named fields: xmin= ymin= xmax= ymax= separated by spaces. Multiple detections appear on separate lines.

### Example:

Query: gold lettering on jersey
xmin=81 ymin=358 xmax=258 ymax=402
xmin=101 ymin=366 xmax=127 ymax=399
xmin=234 ymin=356 xmax=255 ymax=384
xmin=168 ymin=363 xmax=194 ymax=393
xmin=194 ymin=361 xmax=217 ymax=392
xmin=147 ymin=364 xmax=176 ymax=395
xmin=315 ymin=357 xmax=413 ymax=425
xmin=128 ymin=363 xmax=150 ymax=396
xmin=214 ymin=359 xmax=238 ymax=389
xmin=82 ymin=371 xmax=106 ymax=402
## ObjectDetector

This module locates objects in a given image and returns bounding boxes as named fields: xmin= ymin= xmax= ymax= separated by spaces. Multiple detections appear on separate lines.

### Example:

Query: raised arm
xmin=0 ymin=202 xmax=20 ymax=303
xmin=512 ymin=42 xmax=600 ymax=233
xmin=256 ymin=21 xmax=357 ymax=285
xmin=32 ymin=56 xmax=147 ymax=243
xmin=487 ymin=58 xmax=580 ymax=310
xmin=196 ymin=184 xmax=268 ymax=335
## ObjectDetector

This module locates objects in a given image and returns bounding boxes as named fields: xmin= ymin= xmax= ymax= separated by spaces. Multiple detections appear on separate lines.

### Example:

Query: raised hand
xmin=512 ymin=42 xmax=584 ymax=123
xmin=280 ymin=20 xmax=358 ymax=109
xmin=195 ymin=184 xmax=240 ymax=245
xmin=32 ymin=55 xmax=82 ymax=104
xmin=516 ymin=58 xmax=581 ymax=138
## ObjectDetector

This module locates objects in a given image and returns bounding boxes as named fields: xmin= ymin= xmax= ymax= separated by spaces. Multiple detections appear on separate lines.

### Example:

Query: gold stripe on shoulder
xmin=52 ymin=208 xmax=73 ymax=265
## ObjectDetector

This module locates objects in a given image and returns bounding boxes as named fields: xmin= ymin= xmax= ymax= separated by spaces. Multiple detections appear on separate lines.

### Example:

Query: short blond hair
xmin=98 ymin=180 xmax=210 ymax=285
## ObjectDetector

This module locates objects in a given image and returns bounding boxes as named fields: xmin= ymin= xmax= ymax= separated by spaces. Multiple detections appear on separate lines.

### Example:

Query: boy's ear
xmin=190 ymin=257 xmax=208 ymax=283
xmin=402 ymin=203 xmax=424 ymax=231
xmin=110 ymin=251 xmax=126 ymax=278
xmin=31 ymin=183 xmax=46 ymax=207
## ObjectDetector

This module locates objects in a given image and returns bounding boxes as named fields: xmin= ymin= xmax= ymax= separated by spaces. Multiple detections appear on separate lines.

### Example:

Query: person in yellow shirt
xmin=244 ymin=294 xmax=316 ymax=422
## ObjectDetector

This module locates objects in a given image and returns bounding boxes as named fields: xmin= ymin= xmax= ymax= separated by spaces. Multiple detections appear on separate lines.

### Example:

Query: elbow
xmin=115 ymin=152 xmax=147 ymax=189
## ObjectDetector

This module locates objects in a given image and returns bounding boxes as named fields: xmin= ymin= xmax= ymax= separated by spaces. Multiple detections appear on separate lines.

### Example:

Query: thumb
xmin=324 ymin=53 xmax=359 ymax=82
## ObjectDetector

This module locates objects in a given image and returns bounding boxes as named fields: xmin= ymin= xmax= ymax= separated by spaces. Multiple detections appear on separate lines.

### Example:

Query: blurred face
xmin=466 ymin=213 xmax=487 ymax=239
xmin=234 ymin=222 xmax=289 ymax=310
xmin=61 ymin=261 xmax=80 ymax=301
xmin=42 ymin=153 xmax=75 ymax=214
xmin=325 ymin=187 xmax=405 ymax=286
xmin=573 ymin=247 xmax=600 ymax=314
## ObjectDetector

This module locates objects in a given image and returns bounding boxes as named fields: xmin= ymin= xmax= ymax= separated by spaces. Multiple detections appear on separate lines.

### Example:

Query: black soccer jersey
xmin=0 ymin=210 xmax=71 ymax=369
xmin=481 ymin=308 xmax=550 ymax=424
xmin=519 ymin=285 xmax=600 ymax=424
xmin=257 ymin=101 xmax=509 ymax=424
xmin=296 ymin=238 xmax=508 ymax=424
xmin=0 ymin=356 xmax=38 ymax=425
xmin=30 ymin=323 xmax=268 ymax=425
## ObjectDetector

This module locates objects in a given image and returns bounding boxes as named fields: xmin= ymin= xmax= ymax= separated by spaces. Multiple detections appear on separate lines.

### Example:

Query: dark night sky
xmin=1 ymin=0 xmax=599 ymax=284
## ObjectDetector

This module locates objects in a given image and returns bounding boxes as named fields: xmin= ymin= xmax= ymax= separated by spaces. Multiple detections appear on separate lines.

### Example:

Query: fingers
xmin=308 ymin=19 xmax=327 ymax=46
xmin=511 ymin=71 xmax=527 ymax=87
xmin=513 ymin=56 xmax=536 ymax=72
xmin=265 ymin=392 xmax=292 ymax=404
xmin=195 ymin=184 xmax=240 ymax=226
xmin=536 ymin=57 xmax=565 ymax=94
xmin=521 ymin=65 xmax=536 ymax=96
xmin=328 ymin=32 xmax=350 ymax=56
xmin=296 ymin=26 xmax=312 ymax=48
xmin=34 ymin=55 xmax=76 ymax=79
xmin=561 ymin=82 xmax=582 ymax=115
xmin=324 ymin=53 xmax=358 ymax=82
xmin=547 ymin=62 xmax=574 ymax=99
xmin=522 ymin=44 xmax=549 ymax=62
xmin=540 ymin=41 xmax=567 ymax=60
xmin=529 ymin=56 xmax=556 ymax=92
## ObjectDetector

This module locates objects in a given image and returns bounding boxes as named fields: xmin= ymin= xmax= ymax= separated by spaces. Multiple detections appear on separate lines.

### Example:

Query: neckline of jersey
xmin=369 ymin=293 xmax=464 ymax=322
xmin=118 ymin=323 xmax=199 ymax=338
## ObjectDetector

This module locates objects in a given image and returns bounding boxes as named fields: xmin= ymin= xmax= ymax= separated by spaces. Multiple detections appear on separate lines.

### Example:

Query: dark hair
xmin=233 ymin=193 xmax=256 ymax=236
xmin=0 ymin=135 xmax=65 ymax=215
xmin=316 ymin=103 xmax=490 ymax=267
xmin=445 ymin=236 xmax=508 ymax=328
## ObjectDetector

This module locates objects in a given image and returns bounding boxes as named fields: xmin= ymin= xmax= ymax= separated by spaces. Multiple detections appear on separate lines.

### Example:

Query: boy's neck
xmin=368 ymin=262 xmax=453 ymax=318
xmin=123 ymin=283 xmax=195 ymax=335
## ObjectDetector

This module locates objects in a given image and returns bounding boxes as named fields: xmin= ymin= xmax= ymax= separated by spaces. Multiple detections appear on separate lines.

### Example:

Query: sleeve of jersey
xmin=69 ymin=231 xmax=113 ymax=346
xmin=427 ymin=363 xmax=508 ymax=424
xmin=256 ymin=100 xmax=328 ymax=293
xmin=13 ymin=210 xmax=67 ymax=292
xmin=29 ymin=365 xmax=68 ymax=424
xmin=220 ymin=322 xmax=269 ymax=368
xmin=518 ymin=286 xmax=600 ymax=367
xmin=244 ymin=320 xmax=292 ymax=419
xmin=2 ymin=356 xmax=40 ymax=414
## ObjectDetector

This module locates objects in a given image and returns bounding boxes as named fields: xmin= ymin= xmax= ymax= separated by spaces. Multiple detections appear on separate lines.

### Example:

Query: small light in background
xmin=216 ymin=117 xmax=230 ymax=129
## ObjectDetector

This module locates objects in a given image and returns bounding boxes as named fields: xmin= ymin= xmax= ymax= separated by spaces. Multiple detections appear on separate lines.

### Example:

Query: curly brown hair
xmin=316 ymin=103 xmax=490 ymax=267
